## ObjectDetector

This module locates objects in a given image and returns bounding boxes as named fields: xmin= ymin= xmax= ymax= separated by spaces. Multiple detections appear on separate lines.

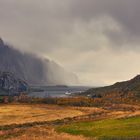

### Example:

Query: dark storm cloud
xmin=69 ymin=0 xmax=140 ymax=34
xmin=0 ymin=0 xmax=140 ymax=50
xmin=0 ymin=0 xmax=140 ymax=85
xmin=66 ymin=0 xmax=140 ymax=49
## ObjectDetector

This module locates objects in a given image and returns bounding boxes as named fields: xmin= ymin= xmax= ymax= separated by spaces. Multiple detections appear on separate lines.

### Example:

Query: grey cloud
xmin=0 ymin=0 xmax=140 ymax=85
xmin=1 ymin=0 xmax=140 ymax=51
xmin=66 ymin=0 xmax=140 ymax=50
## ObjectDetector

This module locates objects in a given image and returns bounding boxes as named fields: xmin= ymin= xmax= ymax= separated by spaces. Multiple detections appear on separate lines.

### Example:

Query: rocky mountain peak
xmin=0 ymin=38 xmax=4 ymax=46
xmin=0 ymin=71 xmax=28 ymax=96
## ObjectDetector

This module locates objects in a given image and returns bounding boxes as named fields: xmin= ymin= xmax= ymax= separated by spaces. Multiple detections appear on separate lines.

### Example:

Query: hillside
xmin=0 ymin=38 xmax=78 ymax=86
xmin=0 ymin=71 xmax=28 ymax=96
xmin=81 ymin=75 xmax=140 ymax=99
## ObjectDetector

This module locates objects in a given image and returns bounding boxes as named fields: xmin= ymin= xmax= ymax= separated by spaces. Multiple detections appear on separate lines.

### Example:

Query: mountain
xmin=0 ymin=71 xmax=28 ymax=96
xmin=0 ymin=38 xmax=78 ymax=86
xmin=81 ymin=75 xmax=140 ymax=98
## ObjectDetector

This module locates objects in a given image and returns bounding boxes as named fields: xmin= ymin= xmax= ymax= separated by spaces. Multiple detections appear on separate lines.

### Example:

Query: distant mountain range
xmin=0 ymin=38 xmax=78 ymax=86
xmin=82 ymin=75 xmax=140 ymax=98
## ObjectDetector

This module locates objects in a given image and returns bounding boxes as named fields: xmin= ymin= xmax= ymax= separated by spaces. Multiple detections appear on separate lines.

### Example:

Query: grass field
xmin=0 ymin=104 xmax=86 ymax=125
xmin=0 ymin=104 xmax=102 ymax=140
xmin=57 ymin=116 xmax=140 ymax=140
xmin=0 ymin=104 xmax=140 ymax=140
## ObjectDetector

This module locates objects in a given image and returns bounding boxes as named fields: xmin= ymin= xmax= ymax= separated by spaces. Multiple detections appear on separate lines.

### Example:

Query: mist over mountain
xmin=0 ymin=38 xmax=78 ymax=86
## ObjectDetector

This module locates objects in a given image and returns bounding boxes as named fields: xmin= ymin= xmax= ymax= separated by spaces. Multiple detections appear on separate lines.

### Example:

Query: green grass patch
xmin=56 ymin=116 xmax=140 ymax=140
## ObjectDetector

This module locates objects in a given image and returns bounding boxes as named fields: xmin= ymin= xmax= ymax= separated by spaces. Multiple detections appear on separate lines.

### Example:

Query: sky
xmin=0 ymin=0 xmax=140 ymax=86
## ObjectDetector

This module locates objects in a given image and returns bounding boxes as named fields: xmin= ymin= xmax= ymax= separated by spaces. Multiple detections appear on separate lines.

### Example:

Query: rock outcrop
xmin=0 ymin=71 xmax=28 ymax=96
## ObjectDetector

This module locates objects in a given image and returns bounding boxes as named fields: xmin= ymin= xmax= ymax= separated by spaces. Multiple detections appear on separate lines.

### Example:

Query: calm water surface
xmin=29 ymin=86 xmax=91 ymax=98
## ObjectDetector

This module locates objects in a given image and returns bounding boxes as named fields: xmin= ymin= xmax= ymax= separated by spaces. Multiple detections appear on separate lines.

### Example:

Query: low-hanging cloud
xmin=0 ymin=0 xmax=140 ymax=86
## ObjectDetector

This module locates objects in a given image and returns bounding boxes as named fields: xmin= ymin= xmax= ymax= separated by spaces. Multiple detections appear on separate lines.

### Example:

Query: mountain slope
xmin=0 ymin=71 xmax=28 ymax=96
xmin=82 ymin=75 xmax=140 ymax=98
xmin=0 ymin=38 xmax=78 ymax=86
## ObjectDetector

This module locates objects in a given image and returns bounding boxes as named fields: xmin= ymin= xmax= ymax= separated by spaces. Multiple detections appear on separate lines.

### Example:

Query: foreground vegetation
xmin=0 ymin=104 xmax=140 ymax=140
xmin=13 ymin=96 xmax=140 ymax=107
xmin=0 ymin=104 xmax=99 ymax=140
xmin=57 ymin=116 xmax=140 ymax=140
xmin=0 ymin=104 xmax=86 ymax=125
xmin=0 ymin=103 xmax=140 ymax=140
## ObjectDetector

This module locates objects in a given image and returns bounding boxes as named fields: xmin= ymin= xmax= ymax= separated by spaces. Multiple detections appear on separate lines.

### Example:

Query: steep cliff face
xmin=0 ymin=71 xmax=28 ymax=95
xmin=0 ymin=38 xmax=78 ymax=86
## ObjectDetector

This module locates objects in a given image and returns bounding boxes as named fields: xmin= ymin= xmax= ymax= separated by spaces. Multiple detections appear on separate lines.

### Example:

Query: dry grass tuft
xmin=6 ymin=126 xmax=92 ymax=140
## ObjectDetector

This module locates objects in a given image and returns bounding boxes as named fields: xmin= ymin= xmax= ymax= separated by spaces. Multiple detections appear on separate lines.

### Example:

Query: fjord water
xmin=29 ymin=86 xmax=90 ymax=98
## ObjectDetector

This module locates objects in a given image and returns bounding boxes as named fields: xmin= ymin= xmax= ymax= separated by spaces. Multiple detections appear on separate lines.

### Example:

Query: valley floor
xmin=0 ymin=104 xmax=140 ymax=140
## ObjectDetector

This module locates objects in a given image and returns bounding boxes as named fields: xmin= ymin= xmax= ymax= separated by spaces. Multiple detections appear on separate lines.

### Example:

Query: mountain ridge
xmin=82 ymin=75 xmax=140 ymax=98
xmin=0 ymin=38 xmax=78 ymax=86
